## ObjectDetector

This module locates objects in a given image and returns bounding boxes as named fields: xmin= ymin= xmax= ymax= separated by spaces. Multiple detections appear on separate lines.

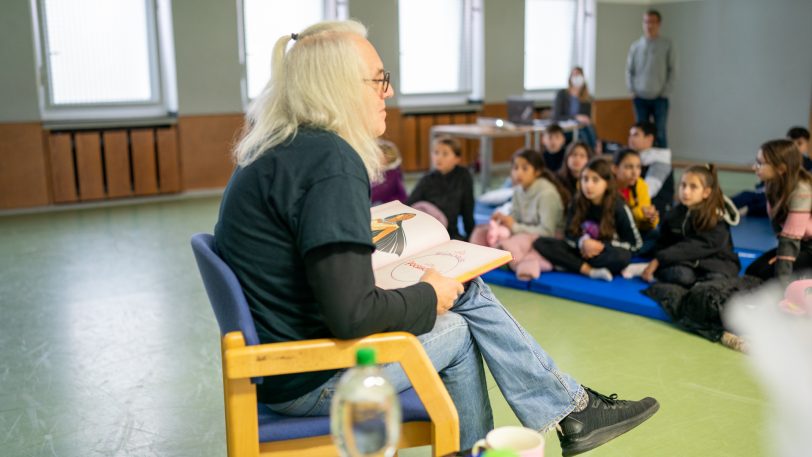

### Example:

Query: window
xmin=398 ymin=0 xmax=466 ymax=95
xmin=396 ymin=0 xmax=483 ymax=106
xmin=33 ymin=0 xmax=175 ymax=121
xmin=238 ymin=0 xmax=347 ymax=103
xmin=524 ymin=0 xmax=577 ymax=91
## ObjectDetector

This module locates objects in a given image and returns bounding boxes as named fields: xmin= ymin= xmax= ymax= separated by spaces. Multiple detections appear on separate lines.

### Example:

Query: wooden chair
xmin=191 ymin=233 xmax=459 ymax=457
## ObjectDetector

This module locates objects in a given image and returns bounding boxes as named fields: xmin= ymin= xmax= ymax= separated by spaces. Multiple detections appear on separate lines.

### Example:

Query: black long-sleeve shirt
xmin=305 ymin=243 xmax=437 ymax=340
xmin=407 ymin=166 xmax=474 ymax=240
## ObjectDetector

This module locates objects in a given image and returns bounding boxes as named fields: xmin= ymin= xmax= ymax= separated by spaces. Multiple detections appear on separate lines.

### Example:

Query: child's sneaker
xmin=621 ymin=262 xmax=649 ymax=279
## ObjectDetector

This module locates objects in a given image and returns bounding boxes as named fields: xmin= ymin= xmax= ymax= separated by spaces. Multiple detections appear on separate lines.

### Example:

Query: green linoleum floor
xmin=0 ymin=195 xmax=768 ymax=457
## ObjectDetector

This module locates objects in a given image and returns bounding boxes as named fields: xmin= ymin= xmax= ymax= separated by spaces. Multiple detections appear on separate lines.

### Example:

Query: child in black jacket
xmin=642 ymin=164 xmax=740 ymax=286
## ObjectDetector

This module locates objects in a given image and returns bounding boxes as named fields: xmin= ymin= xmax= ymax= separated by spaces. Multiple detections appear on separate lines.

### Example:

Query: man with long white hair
xmin=215 ymin=20 xmax=659 ymax=455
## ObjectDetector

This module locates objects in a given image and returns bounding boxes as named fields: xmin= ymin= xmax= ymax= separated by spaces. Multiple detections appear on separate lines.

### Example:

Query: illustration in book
xmin=371 ymin=212 xmax=416 ymax=256
xmin=371 ymin=201 xmax=511 ymax=289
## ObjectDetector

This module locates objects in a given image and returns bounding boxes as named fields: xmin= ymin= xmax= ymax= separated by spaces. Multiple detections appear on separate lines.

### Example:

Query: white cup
xmin=472 ymin=426 xmax=545 ymax=457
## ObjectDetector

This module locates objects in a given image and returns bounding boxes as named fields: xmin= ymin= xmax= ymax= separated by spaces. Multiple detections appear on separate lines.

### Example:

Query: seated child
xmin=556 ymin=141 xmax=594 ymax=197
xmin=628 ymin=121 xmax=673 ymax=215
xmin=788 ymin=126 xmax=811 ymax=171
xmin=470 ymin=149 xmax=570 ymax=279
xmin=614 ymin=149 xmax=659 ymax=233
xmin=732 ymin=126 xmax=811 ymax=216
xmin=542 ymin=123 xmax=568 ymax=172
xmin=641 ymin=164 xmax=741 ymax=286
xmin=534 ymin=157 xmax=642 ymax=282
xmin=370 ymin=139 xmax=407 ymax=205
xmin=745 ymin=139 xmax=812 ymax=284
xmin=407 ymin=136 xmax=474 ymax=240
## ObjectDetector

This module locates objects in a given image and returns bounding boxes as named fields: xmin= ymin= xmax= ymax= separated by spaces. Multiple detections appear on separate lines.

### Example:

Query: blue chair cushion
xmin=257 ymin=387 xmax=430 ymax=442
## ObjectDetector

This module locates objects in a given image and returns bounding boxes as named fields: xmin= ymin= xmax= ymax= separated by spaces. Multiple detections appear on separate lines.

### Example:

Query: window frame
xmin=31 ymin=0 xmax=174 ymax=123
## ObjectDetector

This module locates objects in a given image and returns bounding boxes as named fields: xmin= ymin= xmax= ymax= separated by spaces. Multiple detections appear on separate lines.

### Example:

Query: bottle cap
xmin=356 ymin=347 xmax=376 ymax=366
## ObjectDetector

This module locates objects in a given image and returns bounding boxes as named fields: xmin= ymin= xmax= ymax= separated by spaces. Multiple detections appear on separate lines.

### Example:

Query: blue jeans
xmin=731 ymin=190 xmax=768 ymax=217
xmin=565 ymin=125 xmax=597 ymax=151
xmin=633 ymin=96 xmax=669 ymax=147
xmin=267 ymin=278 xmax=584 ymax=448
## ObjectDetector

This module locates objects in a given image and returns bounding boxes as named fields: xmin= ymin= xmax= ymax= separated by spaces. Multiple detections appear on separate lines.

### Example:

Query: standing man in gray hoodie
xmin=626 ymin=9 xmax=676 ymax=148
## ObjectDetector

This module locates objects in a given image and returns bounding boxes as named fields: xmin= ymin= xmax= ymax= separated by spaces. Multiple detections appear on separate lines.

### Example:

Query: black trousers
xmin=534 ymin=237 xmax=631 ymax=275
xmin=745 ymin=241 xmax=812 ymax=280
xmin=655 ymin=265 xmax=728 ymax=288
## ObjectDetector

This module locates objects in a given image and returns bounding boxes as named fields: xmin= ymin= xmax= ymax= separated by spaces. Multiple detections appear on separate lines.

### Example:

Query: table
xmin=429 ymin=119 xmax=579 ymax=193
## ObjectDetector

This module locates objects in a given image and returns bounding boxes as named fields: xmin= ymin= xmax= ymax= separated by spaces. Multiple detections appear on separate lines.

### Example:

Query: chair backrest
xmin=191 ymin=233 xmax=260 ymax=347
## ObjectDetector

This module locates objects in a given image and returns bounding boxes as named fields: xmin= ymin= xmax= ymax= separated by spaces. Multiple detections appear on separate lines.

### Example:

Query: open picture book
xmin=371 ymin=201 xmax=512 ymax=289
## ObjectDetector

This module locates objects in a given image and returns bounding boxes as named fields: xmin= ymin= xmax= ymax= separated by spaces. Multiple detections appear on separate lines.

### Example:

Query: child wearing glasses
xmin=407 ymin=136 xmax=475 ymax=240
xmin=745 ymin=139 xmax=812 ymax=283
xmin=732 ymin=127 xmax=812 ymax=217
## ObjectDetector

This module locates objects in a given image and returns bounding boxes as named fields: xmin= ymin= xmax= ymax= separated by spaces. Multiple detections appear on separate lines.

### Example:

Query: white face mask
xmin=570 ymin=74 xmax=585 ymax=88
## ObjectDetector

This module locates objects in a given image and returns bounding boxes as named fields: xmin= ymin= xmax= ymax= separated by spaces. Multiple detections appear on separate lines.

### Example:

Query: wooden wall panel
xmin=593 ymin=98 xmax=634 ymax=144
xmin=381 ymin=107 xmax=402 ymax=149
xmin=399 ymin=115 xmax=418 ymax=171
xmin=74 ymin=132 xmax=105 ymax=201
xmin=450 ymin=113 xmax=475 ymax=164
xmin=177 ymin=114 xmax=244 ymax=189
xmin=480 ymin=103 xmax=524 ymax=163
xmin=156 ymin=127 xmax=180 ymax=193
xmin=416 ymin=116 xmax=434 ymax=170
xmin=102 ymin=130 xmax=132 ymax=198
xmin=47 ymin=132 xmax=77 ymax=204
xmin=130 ymin=129 xmax=159 ymax=196
xmin=0 ymin=123 xmax=51 ymax=208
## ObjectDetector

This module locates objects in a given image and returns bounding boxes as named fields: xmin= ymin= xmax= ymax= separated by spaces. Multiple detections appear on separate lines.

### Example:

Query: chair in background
xmin=190 ymin=233 xmax=459 ymax=457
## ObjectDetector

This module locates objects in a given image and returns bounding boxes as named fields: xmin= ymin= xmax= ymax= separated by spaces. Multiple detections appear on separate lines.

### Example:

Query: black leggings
xmin=655 ymin=265 xmax=728 ymax=288
xmin=534 ymin=237 xmax=631 ymax=275
xmin=745 ymin=242 xmax=812 ymax=280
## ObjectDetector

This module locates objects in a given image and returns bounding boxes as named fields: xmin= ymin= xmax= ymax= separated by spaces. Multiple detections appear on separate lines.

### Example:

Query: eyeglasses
xmin=753 ymin=159 xmax=766 ymax=169
xmin=364 ymin=71 xmax=390 ymax=95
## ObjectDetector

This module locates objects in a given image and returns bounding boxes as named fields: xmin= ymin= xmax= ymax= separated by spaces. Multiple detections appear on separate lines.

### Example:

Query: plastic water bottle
xmin=331 ymin=347 xmax=401 ymax=457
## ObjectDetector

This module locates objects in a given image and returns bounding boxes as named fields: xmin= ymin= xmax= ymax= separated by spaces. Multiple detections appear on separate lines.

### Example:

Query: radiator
xmin=47 ymin=126 xmax=180 ymax=203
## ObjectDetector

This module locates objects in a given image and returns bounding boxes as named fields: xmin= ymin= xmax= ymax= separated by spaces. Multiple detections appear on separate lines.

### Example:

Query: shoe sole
xmin=560 ymin=400 xmax=660 ymax=457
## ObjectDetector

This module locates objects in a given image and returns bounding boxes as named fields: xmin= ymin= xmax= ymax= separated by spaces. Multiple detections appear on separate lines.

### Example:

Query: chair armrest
xmin=222 ymin=331 xmax=459 ymax=452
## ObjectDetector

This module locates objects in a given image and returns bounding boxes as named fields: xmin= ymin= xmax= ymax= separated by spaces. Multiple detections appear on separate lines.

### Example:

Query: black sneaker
xmin=557 ymin=387 xmax=659 ymax=456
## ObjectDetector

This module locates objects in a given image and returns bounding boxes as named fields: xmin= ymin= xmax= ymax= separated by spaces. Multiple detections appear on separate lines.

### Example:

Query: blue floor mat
xmin=475 ymin=209 xmax=773 ymax=323
xmin=529 ymin=272 xmax=671 ymax=321
xmin=482 ymin=249 xmax=764 ymax=322
xmin=735 ymin=248 xmax=761 ymax=274
xmin=730 ymin=216 xmax=775 ymax=251
xmin=481 ymin=268 xmax=531 ymax=290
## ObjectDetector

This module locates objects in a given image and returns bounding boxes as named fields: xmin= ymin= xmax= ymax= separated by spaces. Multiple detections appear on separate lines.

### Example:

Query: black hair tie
xmin=291 ymin=33 xmax=298 ymax=41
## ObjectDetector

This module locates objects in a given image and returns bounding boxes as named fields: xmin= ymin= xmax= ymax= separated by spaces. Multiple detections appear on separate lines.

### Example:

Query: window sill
xmin=43 ymin=115 xmax=178 ymax=131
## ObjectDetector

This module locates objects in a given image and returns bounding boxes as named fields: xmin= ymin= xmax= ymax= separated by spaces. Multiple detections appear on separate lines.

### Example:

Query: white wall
xmin=595 ymin=0 xmax=812 ymax=164
xmin=594 ymin=2 xmax=647 ymax=99
xmin=658 ymin=0 xmax=812 ymax=163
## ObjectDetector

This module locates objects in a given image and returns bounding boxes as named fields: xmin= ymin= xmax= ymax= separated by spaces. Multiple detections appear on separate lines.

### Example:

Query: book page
xmin=370 ymin=201 xmax=451 ymax=270
xmin=374 ymin=239 xmax=512 ymax=289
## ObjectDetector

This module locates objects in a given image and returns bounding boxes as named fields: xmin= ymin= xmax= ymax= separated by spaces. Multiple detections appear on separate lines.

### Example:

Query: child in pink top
xmin=745 ymin=139 xmax=812 ymax=283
